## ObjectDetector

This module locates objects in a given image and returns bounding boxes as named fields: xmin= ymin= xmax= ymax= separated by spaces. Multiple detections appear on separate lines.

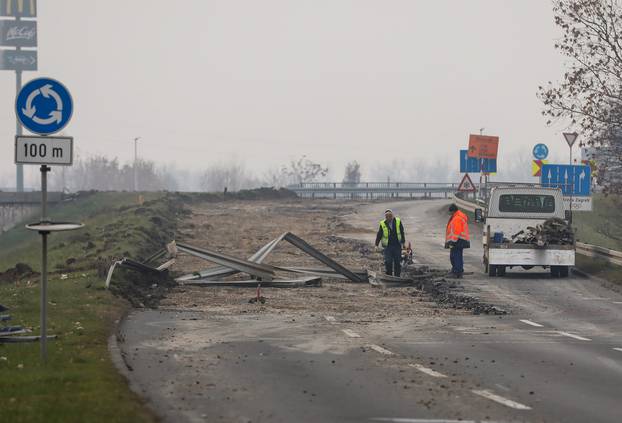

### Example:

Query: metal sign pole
xmin=15 ymin=13 xmax=24 ymax=192
xmin=40 ymin=164 xmax=49 ymax=361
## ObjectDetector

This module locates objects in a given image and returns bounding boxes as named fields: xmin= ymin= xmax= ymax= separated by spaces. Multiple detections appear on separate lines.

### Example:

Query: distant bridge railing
xmin=287 ymin=182 xmax=458 ymax=199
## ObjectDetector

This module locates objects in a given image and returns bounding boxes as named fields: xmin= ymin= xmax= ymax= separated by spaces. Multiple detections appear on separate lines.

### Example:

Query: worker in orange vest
xmin=445 ymin=204 xmax=470 ymax=278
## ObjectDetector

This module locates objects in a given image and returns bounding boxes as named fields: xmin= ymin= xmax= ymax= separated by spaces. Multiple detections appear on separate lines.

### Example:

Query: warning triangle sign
xmin=458 ymin=174 xmax=476 ymax=192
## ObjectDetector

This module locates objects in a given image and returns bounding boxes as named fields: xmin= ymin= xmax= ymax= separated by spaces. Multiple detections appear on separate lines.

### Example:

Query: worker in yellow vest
xmin=374 ymin=209 xmax=406 ymax=276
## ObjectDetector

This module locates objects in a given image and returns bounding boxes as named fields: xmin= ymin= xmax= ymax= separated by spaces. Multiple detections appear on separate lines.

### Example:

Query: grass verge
xmin=0 ymin=191 xmax=184 ymax=423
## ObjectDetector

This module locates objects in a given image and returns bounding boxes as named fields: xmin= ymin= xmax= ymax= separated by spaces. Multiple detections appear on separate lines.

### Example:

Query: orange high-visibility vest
xmin=446 ymin=210 xmax=470 ymax=243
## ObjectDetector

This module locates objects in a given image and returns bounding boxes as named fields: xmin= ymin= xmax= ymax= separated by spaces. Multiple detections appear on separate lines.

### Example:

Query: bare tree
xmin=280 ymin=156 xmax=328 ymax=185
xmin=201 ymin=161 xmax=260 ymax=192
xmin=342 ymin=161 xmax=362 ymax=185
xmin=538 ymin=0 xmax=622 ymax=192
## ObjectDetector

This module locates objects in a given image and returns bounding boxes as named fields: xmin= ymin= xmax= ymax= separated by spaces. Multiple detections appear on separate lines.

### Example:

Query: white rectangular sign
xmin=15 ymin=135 xmax=73 ymax=166
xmin=563 ymin=196 xmax=592 ymax=212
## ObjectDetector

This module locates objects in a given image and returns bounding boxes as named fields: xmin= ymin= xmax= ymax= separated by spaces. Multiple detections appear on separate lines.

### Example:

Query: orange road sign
xmin=532 ymin=159 xmax=548 ymax=177
xmin=458 ymin=174 xmax=476 ymax=192
xmin=468 ymin=134 xmax=499 ymax=159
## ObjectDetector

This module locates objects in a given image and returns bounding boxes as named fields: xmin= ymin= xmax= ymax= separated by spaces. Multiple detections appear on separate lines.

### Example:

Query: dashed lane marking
xmin=557 ymin=331 xmax=591 ymax=341
xmin=471 ymin=389 xmax=532 ymax=410
xmin=613 ymin=302 xmax=622 ymax=305
xmin=368 ymin=344 xmax=394 ymax=355
xmin=613 ymin=347 xmax=622 ymax=352
xmin=408 ymin=363 xmax=447 ymax=378
xmin=325 ymin=315 xmax=336 ymax=323
xmin=370 ymin=419 xmax=490 ymax=423
xmin=519 ymin=319 xmax=544 ymax=328
xmin=342 ymin=329 xmax=361 ymax=338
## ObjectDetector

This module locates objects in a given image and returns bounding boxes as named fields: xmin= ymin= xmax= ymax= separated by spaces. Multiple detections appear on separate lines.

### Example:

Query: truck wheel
xmin=559 ymin=266 xmax=570 ymax=278
xmin=488 ymin=265 xmax=497 ymax=277
xmin=497 ymin=266 xmax=506 ymax=277
xmin=550 ymin=266 xmax=560 ymax=278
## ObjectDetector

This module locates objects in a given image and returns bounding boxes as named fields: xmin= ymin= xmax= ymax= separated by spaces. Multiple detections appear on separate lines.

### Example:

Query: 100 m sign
xmin=15 ymin=135 xmax=73 ymax=166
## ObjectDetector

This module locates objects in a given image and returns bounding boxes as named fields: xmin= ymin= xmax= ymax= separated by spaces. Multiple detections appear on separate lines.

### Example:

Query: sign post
xmin=563 ymin=132 xmax=579 ymax=218
xmin=468 ymin=133 xmax=499 ymax=203
xmin=1 ymin=0 xmax=38 ymax=192
xmin=15 ymin=76 xmax=82 ymax=362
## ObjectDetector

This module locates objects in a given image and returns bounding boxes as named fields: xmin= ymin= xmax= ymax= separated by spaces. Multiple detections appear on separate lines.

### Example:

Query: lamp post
xmin=133 ymin=137 xmax=141 ymax=192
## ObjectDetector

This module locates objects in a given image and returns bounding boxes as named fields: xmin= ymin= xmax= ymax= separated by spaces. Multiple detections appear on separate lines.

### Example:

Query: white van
xmin=475 ymin=186 xmax=575 ymax=277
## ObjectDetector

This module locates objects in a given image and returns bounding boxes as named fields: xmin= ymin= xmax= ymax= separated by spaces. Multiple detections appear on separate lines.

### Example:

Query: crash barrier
xmin=575 ymin=243 xmax=622 ymax=266
xmin=455 ymin=196 xmax=622 ymax=267
xmin=288 ymin=182 xmax=457 ymax=199
xmin=104 ymin=230 xmax=435 ymax=288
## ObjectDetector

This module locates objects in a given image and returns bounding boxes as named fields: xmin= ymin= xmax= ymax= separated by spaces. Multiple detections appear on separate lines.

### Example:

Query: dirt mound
xmin=0 ymin=263 xmax=39 ymax=284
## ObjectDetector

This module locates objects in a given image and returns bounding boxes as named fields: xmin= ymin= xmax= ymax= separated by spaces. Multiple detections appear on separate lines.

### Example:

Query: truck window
xmin=498 ymin=194 xmax=555 ymax=213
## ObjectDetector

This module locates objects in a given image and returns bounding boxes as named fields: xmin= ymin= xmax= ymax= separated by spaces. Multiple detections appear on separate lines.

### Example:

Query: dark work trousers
xmin=449 ymin=246 xmax=464 ymax=274
xmin=384 ymin=245 xmax=402 ymax=276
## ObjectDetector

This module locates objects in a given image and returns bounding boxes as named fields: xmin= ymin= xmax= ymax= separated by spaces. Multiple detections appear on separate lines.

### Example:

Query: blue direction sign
xmin=16 ymin=78 xmax=73 ymax=135
xmin=532 ymin=143 xmax=549 ymax=160
xmin=460 ymin=150 xmax=497 ymax=173
xmin=541 ymin=164 xmax=591 ymax=196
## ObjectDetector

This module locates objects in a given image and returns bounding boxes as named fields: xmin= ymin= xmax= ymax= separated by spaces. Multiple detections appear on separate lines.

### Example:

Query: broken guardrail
xmin=0 ymin=304 xmax=37 ymax=344
xmin=175 ymin=232 xmax=367 ymax=284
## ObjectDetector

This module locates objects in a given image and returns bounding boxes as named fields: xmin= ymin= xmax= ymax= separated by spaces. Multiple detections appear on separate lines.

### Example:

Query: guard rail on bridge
xmin=288 ymin=182 xmax=458 ymax=199
xmin=454 ymin=196 xmax=622 ymax=267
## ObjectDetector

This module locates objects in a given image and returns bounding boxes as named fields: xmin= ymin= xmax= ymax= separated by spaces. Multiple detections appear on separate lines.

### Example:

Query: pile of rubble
xmin=511 ymin=217 xmax=574 ymax=247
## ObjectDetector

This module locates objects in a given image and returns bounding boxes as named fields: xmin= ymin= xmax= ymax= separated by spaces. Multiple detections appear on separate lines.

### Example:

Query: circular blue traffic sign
xmin=15 ymin=77 xmax=73 ymax=135
xmin=533 ymin=143 xmax=549 ymax=160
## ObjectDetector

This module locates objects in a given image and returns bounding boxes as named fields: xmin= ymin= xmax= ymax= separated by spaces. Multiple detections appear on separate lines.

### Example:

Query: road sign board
xmin=0 ymin=0 xmax=36 ymax=17
xmin=458 ymin=174 xmax=476 ymax=192
xmin=0 ymin=48 xmax=36 ymax=70
xmin=0 ymin=19 xmax=36 ymax=47
xmin=468 ymin=134 xmax=499 ymax=159
xmin=531 ymin=159 xmax=548 ymax=177
xmin=541 ymin=164 xmax=591 ymax=196
xmin=16 ymin=78 xmax=73 ymax=135
xmin=563 ymin=132 xmax=578 ymax=148
xmin=460 ymin=150 xmax=496 ymax=173
xmin=532 ymin=143 xmax=549 ymax=160
xmin=15 ymin=136 xmax=73 ymax=166
xmin=563 ymin=196 xmax=592 ymax=212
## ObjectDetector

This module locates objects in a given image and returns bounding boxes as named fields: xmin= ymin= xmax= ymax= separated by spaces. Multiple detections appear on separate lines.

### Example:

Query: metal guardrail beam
xmin=0 ymin=192 xmax=63 ymax=204
xmin=176 ymin=242 xmax=277 ymax=281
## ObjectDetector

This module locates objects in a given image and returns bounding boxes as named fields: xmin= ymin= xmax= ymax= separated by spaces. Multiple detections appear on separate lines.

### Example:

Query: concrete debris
xmin=511 ymin=217 xmax=574 ymax=247
xmin=411 ymin=276 xmax=507 ymax=315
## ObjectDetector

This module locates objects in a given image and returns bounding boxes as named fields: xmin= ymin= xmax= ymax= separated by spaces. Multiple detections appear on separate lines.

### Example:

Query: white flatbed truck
xmin=475 ymin=186 xmax=575 ymax=278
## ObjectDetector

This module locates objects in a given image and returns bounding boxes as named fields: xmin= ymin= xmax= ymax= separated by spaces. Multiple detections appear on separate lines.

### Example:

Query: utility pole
xmin=15 ymin=13 xmax=23 ymax=192
xmin=133 ymin=136 xmax=141 ymax=192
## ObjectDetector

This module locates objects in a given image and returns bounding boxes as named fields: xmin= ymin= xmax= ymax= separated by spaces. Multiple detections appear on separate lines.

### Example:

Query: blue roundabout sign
xmin=15 ymin=77 xmax=73 ymax=135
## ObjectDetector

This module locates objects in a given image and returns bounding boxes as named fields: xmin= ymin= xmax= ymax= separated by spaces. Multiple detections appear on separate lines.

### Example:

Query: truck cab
xmin=476 ymin=186 xmax=574 ymax=278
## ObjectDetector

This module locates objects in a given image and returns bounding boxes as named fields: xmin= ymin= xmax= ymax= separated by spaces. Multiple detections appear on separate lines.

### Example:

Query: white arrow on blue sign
xmin=460 ymin=150 xmax=496 ymax=173
xmin=15 ymin=77 xmax=73 ymax=135
xmin=541 ymin=164 xmax=591 ymax=196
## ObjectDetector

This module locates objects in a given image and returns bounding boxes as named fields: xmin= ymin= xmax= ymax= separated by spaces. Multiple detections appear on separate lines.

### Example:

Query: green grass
xmin=0 ymin=273 xmax=157 ymax=423
xmin=0 ymin=191 xmax=184 ymax=423
xmin=0 ymin=191 xmax=171 ymax=273
xmin=573 ymin=194 xmax=622 ymax=251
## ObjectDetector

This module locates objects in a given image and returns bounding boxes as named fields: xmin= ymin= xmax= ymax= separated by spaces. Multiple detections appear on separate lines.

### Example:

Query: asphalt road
xmin=118 ymin=200 xmax=622 ymax=423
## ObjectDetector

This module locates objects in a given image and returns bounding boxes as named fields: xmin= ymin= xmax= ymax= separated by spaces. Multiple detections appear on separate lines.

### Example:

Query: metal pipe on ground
xmin=184 ymin=276 xmax=321 ymax=288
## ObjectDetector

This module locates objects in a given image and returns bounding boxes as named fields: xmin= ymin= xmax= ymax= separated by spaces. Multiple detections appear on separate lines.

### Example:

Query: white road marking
xmin=519 ymin=319 xmax=544 ymax=328
xmin=581 ymin=297 xmax=610 ymax=301
xmin=613 ymin=301 xmax=622 ymax=304
xmin=471 ymin=389 xmax=532 ymax=410
xmin=368 ymin=344 xmax=394 ymax=355
xmin=342 ymin=329 xmax=361 ymax=338
xmin=371 ymin=419 xmax=481 ymax=423
xmin=408 ymin=363 xmax=447 ymax=378
xmin=613 ymin=347 xmax=622 ymax=352
xmin=325 ymin=315 xmax=336 ymax=323
xmin=557 ymin=331 xmax=591 ymax=341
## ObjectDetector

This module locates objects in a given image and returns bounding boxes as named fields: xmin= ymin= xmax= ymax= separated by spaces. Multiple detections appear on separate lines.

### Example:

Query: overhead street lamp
xmin=133 ymin=137 xmax=141 ymax=192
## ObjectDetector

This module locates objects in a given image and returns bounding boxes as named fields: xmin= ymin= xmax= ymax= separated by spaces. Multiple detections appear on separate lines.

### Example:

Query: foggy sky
xmin=0 ymin=0 xmax=570 ymax=187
